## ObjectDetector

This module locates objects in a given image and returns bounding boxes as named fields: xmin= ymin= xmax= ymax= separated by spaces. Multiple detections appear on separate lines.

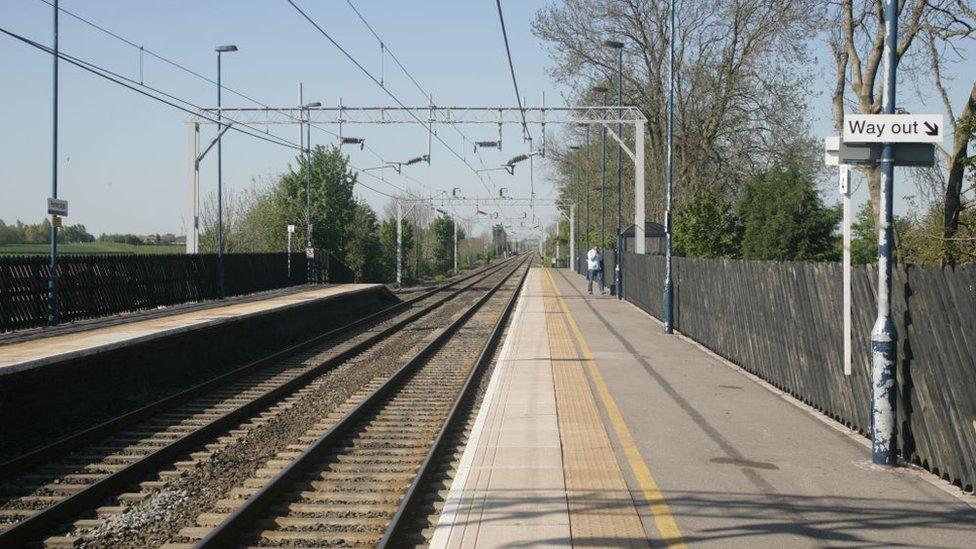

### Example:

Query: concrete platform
xmin=0 ymin=284 xmax=381 ymax=376
xmin=432 ymin=268 xmax=976 ymax=548
xmin=0 ymin=283 xmax=392 ymax=460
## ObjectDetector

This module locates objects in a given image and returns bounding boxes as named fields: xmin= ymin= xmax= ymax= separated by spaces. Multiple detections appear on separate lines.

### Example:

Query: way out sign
xmin=844 ymin=114 xmax=944 ymax=143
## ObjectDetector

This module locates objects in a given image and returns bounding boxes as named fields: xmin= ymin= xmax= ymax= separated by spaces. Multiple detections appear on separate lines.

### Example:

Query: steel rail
xmin=378 ymin=253 xmax=529 ymax=546
xmin=0 ymin=258 xmax=516 ymax=546
xmin=195 ymin=254 xmax=529 ymax=547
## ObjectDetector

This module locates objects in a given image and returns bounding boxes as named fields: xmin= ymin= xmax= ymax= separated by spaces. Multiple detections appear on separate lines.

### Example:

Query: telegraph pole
xmin=871 ymin=0 xmax=899 ymax=467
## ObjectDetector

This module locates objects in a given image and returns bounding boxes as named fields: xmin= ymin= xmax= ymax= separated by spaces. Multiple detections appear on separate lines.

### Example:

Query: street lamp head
xmin=591 ymin=85 xmax=608 ymax=95
xmin=603 ymin=39 xmax=624 ymax=50
xmin=568 ymin=145 xmax=580 ymax=151
xmin=215 ymin=45 xmax=238 ymax=53
xmin=303 ymin=101 xmax=322 ymax=109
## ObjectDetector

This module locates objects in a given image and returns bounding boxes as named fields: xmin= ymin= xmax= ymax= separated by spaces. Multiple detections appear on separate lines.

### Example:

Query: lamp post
xmin=302 ymin=101 xmax=321 ymax=284
xmin=214 ymin=44 xmax=237 ymax=299
xmin=604 ymin=39 xmax=624 ymax=299
xmin=48 ymin=0 xmax=60 ymax=325
xmin=592 ymin=85 xmax=608 ymax=293
xmin=663 ymin=0 xmax=676 ymax=333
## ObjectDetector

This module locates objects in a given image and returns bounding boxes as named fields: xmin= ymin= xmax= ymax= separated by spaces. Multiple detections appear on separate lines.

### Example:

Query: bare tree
xmin=924 ymin=2 xmax=975 ymax=263
xmin=534 ymin=0 xmax=820 ymax=220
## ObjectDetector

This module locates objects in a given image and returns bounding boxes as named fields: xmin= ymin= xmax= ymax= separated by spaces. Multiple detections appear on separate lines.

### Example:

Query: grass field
xmin=0 ymin=242 xmax=185 ymax=255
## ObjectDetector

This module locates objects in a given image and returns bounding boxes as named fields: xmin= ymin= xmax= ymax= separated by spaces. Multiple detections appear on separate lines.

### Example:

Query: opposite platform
xmin=433 ymin=267 xmax=976 ymax=548
xmin=0 ymin=284 xmax=382 ymax=376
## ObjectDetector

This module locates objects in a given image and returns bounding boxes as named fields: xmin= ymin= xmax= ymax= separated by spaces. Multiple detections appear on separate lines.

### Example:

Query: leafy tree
xmin=345 ymin=202 xmax=382 ymax=282
xmin=24 ymin=219 xmax=51 ymax=244
xmin=672 ymin=186 xmax=740 ymax=259
xmin=58 ymin=224 xmax=95 ymax=243
xmin=850 ymin=201 xmax=878 ymax=265
xmin=738 ymin=160 xmax=841 ymax=261
xmin=428 ymin=215 xmax=464 ymax=275
xmin=265 ymin=145 xmax=357 ymax=256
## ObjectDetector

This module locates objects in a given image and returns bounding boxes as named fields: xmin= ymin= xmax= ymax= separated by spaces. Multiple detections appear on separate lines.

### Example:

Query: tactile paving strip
xmin=542 ymin=269 xmax=650 ymax=547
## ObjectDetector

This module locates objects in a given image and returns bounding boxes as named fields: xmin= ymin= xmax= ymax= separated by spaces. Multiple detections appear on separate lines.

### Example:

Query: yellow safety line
xmin=543 ymin=268 xmax=687 ymax=547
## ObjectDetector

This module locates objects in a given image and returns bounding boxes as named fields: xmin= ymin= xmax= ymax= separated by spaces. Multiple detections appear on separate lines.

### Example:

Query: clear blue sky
xmin=1 ymin=1 xmax=972 ymax=237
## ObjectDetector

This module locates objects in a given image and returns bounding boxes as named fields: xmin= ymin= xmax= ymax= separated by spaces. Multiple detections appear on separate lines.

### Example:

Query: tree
xmin=58 ymin=224 xmax=95 ymax=243
xmin=922 ymin=5 xmax=976 ymax=264
xmin=535 ymin=0 xmax=820 ymax=224
xmin=428 ymin=215 xmax=463 ymax=275
xmin=672 ymin=186 xmax=740 ymax=259
xmin=272 ymin=145 xmax=358 ymax=256
xmin=345 ymin=202 xmax=382 ymax=282
xmin=738 ymin=159 xmax=841 ymax=261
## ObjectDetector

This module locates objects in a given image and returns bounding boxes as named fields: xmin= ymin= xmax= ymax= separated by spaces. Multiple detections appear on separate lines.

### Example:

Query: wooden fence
xmin=619 ymin=252 xmax=976 ymax=492
xmin=0 ymin=251 xmax=353 ymax=332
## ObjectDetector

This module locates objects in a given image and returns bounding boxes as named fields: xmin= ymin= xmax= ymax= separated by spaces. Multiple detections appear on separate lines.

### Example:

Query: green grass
xmin=0 ymin=242 xmax=185 ymax=255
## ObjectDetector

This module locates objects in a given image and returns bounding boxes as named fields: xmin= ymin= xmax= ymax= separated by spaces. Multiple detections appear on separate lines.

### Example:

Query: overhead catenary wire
xmin=35 ymin=0 xmax=444 ymax=201
xmin=27 ymin=1 xmax=520 ymax=226
xmin=284 ymin=0 xmax=499 ymax=199
xmin=339 ymin=0 xmax=505 ymax=213
xmin=0 ymin=27 xmax=306 ymax=152
xmin=0 ymin=25 xmax=442 ymax=208
xmin=493 ymin=0 xmax=531 ymax=142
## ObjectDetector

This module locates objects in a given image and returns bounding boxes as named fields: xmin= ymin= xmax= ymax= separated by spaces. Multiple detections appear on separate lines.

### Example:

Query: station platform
xmin=0 ymin=283 xmax=392 ymax=460
xmin=0 ymin=284 xmax=381 ymax=376
xmin=431 ymin=268 xmax=976 ymax=548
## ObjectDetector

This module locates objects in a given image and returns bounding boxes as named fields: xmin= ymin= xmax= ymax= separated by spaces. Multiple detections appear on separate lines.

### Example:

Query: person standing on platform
xmin=586 ymin=245 xmax=604 ymax=295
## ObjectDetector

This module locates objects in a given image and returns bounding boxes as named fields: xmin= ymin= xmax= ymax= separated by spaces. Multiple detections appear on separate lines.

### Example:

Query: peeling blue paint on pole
xmin=871 ymin=0 xmax=899 ymax=467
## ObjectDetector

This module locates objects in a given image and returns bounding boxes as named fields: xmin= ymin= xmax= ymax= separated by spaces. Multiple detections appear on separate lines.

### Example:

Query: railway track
xmin=0 ymin=257 xmax=523 ymax=547
xmin=185 ymin=255 xmax=529 ymax=547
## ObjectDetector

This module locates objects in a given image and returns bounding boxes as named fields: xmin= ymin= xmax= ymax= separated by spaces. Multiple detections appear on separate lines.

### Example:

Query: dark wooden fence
xmin=618 ymin=252 xmax=976 ymax=492
xmin=0 ymin=251 xmax=354 ymax=332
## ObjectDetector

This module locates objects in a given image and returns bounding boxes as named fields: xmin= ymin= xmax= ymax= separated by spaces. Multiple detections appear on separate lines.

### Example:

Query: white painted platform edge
xmin=428 ymin=276 xmax=531 ymax=548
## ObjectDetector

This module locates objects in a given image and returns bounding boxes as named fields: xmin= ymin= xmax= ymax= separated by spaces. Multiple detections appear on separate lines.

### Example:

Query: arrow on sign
xmin=924 ymin=122 xmax=939 ymax=136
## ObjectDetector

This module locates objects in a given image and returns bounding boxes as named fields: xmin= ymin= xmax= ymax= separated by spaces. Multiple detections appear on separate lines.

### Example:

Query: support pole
xmin=841 ymin=165 xmax=852 ymax=376
xmin=569 ymin=203 xmax=576 ymax=270
xmin=216 ymin=51 xmax=225 ymax=299
xmin=663 ymin=0 xmax=676 ymax=333
xmin=453 ymin=216 xmax=458 ymax=273
xmin=871 ymin=0 xmax=899 ymax=467
xmin=600 ymin=91 xmax=607 ymax=293
xmin=396 ymin=201 xmax=403 ymax=286
xmin=614 ymin=47 xmax=624 ymax=300
xmin=48 ymin=0 xmax=59 ymax=326
xmin=187 ymin=123 xmax=200 ymax=254
xmin=634 ymin=120 xmax=646 ymax=254
xmin=305 ymin=107 xmax=313 ymax=284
